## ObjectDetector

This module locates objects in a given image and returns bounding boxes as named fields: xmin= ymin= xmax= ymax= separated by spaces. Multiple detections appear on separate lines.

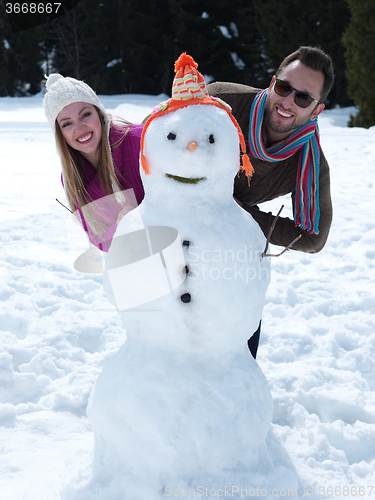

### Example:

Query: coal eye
xmin=209 ymin=134 xmax=215 ymax=144
xmin=167 ymin=132 xmax=176 ymax=140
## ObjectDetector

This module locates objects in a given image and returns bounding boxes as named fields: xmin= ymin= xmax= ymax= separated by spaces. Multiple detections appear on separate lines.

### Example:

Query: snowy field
xmin=0 ymin=93 xmax=374 ymax=499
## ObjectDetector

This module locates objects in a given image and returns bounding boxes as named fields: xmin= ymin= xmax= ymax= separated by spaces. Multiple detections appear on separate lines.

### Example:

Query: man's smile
xmin=276 ymin=106 xmax=293 ymax=118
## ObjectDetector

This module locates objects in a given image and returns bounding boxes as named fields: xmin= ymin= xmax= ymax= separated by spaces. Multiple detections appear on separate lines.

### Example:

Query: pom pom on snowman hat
xmin=140 ymin=53 xmax=253 ymax=177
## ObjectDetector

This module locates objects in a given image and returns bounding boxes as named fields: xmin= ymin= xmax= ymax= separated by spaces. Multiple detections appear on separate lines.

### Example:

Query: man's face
xmin=263 ymin=60 xmax=325 ymax=146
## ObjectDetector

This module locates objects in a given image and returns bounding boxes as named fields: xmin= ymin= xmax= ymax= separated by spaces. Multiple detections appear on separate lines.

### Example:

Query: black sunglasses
xmin=274 ymin=78 xmax=321 ymax=109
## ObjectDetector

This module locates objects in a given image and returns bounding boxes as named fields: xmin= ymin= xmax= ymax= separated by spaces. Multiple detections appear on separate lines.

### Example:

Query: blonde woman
xmin=44 ymin=74 xmax=144 ymax=252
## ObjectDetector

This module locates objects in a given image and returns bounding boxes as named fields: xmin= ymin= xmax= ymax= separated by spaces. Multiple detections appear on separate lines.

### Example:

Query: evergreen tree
xmin=0 ymin=0 xmax=355 ymax=104
xmin=342 ymin=0 xmax=375 ymax=127
xmin=0 ymin=0 xmax=45 ymax=96
xmin=45 ymin=1 xmax=90 ymax=80
xmin=84 ymin=0 xmax=134 ymax=94
xmin=49 ymin=0 xmax=264 ymax=97
xmin=171 ymin=0 xmax=264 ymax=89
xmin=251 ymin=0 xmax=351 ymax=107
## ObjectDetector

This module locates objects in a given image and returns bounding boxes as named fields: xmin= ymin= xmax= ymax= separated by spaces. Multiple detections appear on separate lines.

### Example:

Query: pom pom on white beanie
xmin=43 ymin=74 xmax=110 ymax=135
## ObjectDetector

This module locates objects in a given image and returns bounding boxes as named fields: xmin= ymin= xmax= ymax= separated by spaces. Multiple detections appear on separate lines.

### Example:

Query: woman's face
xmin=57 ymin=102 xmax=102 ymax=166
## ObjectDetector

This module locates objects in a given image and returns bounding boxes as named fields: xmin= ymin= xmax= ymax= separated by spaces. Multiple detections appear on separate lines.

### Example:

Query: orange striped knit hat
xmin=140 ymin=53 xmax=253 ymax=177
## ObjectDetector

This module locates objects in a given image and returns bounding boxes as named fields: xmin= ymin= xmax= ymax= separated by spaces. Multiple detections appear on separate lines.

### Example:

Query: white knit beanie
xmin=43 ymin=74 xmax=111 ymax=136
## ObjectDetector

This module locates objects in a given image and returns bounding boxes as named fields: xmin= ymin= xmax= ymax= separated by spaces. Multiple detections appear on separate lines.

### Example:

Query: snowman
xmin=86 ymin=54 xmax=273 ymax=499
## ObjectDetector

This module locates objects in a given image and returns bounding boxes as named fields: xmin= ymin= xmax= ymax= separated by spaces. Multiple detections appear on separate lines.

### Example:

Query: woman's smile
xmin=77 ymin=131 xmax=94 ymax=143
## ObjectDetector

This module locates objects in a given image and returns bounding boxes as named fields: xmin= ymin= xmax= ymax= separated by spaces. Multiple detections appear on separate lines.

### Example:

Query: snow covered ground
xmin=0 ymin=93 xmax=374 ymax=499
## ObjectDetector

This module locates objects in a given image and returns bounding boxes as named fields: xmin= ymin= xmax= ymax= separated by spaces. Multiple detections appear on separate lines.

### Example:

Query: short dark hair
xmin=276 ymin=46 xmax=334 ymax=102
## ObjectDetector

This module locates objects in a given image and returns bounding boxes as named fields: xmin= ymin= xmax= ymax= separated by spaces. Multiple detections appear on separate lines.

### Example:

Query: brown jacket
xmin=207 ymin=81 xmax=333 ymax=253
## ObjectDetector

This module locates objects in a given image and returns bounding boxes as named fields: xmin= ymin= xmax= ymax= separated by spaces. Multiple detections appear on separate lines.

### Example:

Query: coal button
xmin=180 ymin=293 xmax=191 ymax=303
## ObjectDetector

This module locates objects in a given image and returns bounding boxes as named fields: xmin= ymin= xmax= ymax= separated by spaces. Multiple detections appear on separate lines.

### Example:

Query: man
xmin=208 ymin=46 xmax=334 ymax=357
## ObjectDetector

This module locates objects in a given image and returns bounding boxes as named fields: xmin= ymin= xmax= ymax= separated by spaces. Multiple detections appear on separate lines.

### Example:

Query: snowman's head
xmin=142 ymin=103 xmax=243 ymax=198
xmin=140 ymin=53 xmax=253 ymax=200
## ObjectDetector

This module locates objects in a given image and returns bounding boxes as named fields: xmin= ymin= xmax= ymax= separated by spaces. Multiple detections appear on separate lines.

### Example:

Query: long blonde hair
xmin=55 ymin=106 xmax=131 ymax=234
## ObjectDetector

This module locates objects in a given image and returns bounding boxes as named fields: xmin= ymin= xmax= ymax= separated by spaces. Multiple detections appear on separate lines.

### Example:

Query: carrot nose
xmin=187 ymin=142 xmax=197 ymax=152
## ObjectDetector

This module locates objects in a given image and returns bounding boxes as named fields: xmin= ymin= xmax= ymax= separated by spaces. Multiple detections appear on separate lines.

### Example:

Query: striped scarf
xmin=248 ymin=88 xmax=321 ymax=235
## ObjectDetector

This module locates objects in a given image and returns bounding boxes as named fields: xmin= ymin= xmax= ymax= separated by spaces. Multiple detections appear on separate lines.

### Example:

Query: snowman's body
xmin=88 ymin=104 xmax=273 ymax=498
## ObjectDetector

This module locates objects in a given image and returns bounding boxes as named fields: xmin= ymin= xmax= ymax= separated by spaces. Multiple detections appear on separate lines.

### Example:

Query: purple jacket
xmin=67 ymin=124 xmax=145 ymax=252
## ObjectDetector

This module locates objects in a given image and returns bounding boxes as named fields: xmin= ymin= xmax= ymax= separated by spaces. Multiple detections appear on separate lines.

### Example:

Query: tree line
xmin=0 ymin=0 xmax=373 ymax=126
